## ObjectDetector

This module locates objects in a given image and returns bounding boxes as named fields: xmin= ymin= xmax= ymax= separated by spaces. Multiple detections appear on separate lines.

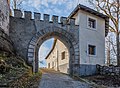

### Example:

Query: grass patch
xmin=0 ymin=54 xmax=42 ymax=88
xmin=9 ymin=68 xmax=42 ymax=88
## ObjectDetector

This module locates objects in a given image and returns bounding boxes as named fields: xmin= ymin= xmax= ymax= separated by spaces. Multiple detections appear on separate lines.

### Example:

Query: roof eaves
xmin=68 ymin=4 xmax=108 ymax=19
xmin=68 ymin=4 xmax=109 ymax=37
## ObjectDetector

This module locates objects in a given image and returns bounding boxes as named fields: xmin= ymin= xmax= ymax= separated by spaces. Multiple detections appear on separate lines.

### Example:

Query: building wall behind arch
xmin=46 ymin=39 xmax=69 ymax=74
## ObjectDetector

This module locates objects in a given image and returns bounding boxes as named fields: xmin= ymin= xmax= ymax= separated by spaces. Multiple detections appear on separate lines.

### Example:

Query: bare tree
xmin=106 ymin=34 xmax=117 ymax=65
xmin=89 ymin=0 xmax=120 ymax=65
xmin=11 ymin=0 xmax=25 ymax=9
xmin=106 ymin=36 xmax=111 ymax=65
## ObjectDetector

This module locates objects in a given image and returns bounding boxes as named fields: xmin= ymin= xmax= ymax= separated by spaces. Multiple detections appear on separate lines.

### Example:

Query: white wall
xmin=74 ymin=10 xmax=105 ymax=65
xmin=0 ymin=0 xmax=9 ymax=35
xmin=46 ymin=39 xmax=69 ymax=73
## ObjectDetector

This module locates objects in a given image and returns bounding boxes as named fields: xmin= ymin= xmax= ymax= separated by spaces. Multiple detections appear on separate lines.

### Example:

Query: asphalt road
xmin=39 ymin=69 xmax=93 ymax=88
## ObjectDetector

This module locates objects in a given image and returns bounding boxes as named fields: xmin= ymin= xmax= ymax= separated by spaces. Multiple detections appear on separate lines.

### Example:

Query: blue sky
xmin=11 ymin=0 xmax=91 ymax=17
xmin=11 ymin=0 xmax=91 ymax=67
xmin=38 ymin=38 xmax=54 ymax=67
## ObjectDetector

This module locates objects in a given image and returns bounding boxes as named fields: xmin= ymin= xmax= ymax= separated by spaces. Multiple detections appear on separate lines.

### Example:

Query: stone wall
xmin=79 ymin=64 xmax=120 ymax=76
xmin=9 ymin=9 xmax=79 ymax=61
xmin=0 ymin=28 xmax=14 ymax=54
xmin=0 ymin=0 xmax=9 ymax=35
xmin=96 ymin=65 xmax=120 ymax=76
xmin=0 ymin=0 xmax=13 ymax=54
xmin=9 ymin=9 xmax=80 ymax=75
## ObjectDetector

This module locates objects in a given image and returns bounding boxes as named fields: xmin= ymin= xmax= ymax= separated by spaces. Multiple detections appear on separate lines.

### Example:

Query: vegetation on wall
xmin=0 ymin=53 xmax=42 ymax=87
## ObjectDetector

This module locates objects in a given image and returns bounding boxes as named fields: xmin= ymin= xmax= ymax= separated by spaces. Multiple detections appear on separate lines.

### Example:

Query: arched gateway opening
xmin=39 ymin=38 xmax=69 ymax=74
xmin=38 ymin=38 xmax=54 ymax=68
xmin=27 ymin=26 xmax=79 ymax=76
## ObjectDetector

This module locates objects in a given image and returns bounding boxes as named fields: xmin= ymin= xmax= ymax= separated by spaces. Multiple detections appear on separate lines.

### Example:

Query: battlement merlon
xmin=13 ymin=9 xmax=76 ymax=26
xmin=24 ymin=11 xmax=32 ymax=19
xmin=44 ymin=14 xmax=50 ymax=22
xmin=68 ymin=18 xmax=75 ymax=25
xmin=34 ymin=12 xmax=41 ymax=20
xmin=60 ymin=17 xmax=67 ymax=25
xmin=14 ymin=9 xmax=22 ymax=18
xmin=52 ymin=15 xmax=58 ymax=23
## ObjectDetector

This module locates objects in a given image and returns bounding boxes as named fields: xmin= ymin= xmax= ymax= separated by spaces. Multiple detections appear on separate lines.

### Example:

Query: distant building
xmin=45 ymin=39 xmax=69 ymax=74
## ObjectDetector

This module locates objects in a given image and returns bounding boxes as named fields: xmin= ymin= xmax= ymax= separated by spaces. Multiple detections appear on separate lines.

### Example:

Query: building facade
xmin=6 ymin=3 xmax=108 ymax=76
xmin=46 ymin=39 xmax=69 ymax=74
xmin=45 ymin=4 xmax=108 ymax=76
xmin=70 ymin=6 xmax=106 ymax=76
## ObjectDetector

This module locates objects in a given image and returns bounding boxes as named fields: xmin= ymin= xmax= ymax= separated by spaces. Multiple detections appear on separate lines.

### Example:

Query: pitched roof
xmin=68 ymin=4 xmax=108 ymax=19
xmin=68 ymin=4 xmax=109 ymax=37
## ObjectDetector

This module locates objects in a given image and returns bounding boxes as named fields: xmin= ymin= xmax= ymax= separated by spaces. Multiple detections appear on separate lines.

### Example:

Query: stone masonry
xmin=9 ymin=9 xmax=79 ymax=76
xmin=0 ymin=0 xmax=14 ymax=54
xmin=0 ymin=0 xmax=9 ymax=35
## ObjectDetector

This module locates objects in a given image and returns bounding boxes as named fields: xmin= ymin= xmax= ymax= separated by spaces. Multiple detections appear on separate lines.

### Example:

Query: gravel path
xmin=39 ymin=69 xmax=93 ymax=88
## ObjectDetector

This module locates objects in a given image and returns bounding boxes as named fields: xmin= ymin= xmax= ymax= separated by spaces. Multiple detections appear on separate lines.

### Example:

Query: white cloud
xmin=38 ymin=38 xmax=54 ymax=61
xmin=33 ymin=0 xmax=41 ymax=9
xmin=43 ymin=8 xmax=52 ymax=14
xmin=48 ymin=0 xmax=66 ymax=5
xmin=66 ymin=1 xmax=74 ymax=10
xmin=41 ymin=0 xmax=48 ymax=7
xmin=21 ymin=0 xmax=91 ymax=17
xmin=53 ymin=8 xmax=61 ymax=15
xmin=49 ymin=0 xmax=57 ymax=4
xmin=27 ymin=0 xmax=41 ymax=11
xmin=38 ymin=44 xmax=49 ymax=61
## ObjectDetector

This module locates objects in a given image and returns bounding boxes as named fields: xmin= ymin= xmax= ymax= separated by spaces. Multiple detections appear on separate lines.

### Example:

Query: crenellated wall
xmin=9 ymin=9 xmax=79 ymax=75
xmin=0 ymin=0 xmax=107 ymax=76
xmin=13 ymin=9 xmax=76 ymax=26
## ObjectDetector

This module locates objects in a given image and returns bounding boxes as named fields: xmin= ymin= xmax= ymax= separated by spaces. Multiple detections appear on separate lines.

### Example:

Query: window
xmin=88 ymin=17 xmax=96 ymax=29
xmin=48 ymin=63 xmax=50 ymax=68
xmin=88 ymin=45 xmax=96 ymax=55
xmin=61 ymin=51 xmax=65 ymax=60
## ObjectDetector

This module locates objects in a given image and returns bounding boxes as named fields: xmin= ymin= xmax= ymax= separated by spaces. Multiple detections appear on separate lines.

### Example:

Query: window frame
xmin=61 ymin=51 xmax=65 ymax=60
xmin=87 ymin=44 xmax=97 ymax=56
xmin=87 ymin=15 xmax=97 ymax=30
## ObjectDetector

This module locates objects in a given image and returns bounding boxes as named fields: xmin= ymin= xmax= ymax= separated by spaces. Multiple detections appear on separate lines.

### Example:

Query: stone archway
xmin=27 ymin=26 xmax=80 ymax=76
